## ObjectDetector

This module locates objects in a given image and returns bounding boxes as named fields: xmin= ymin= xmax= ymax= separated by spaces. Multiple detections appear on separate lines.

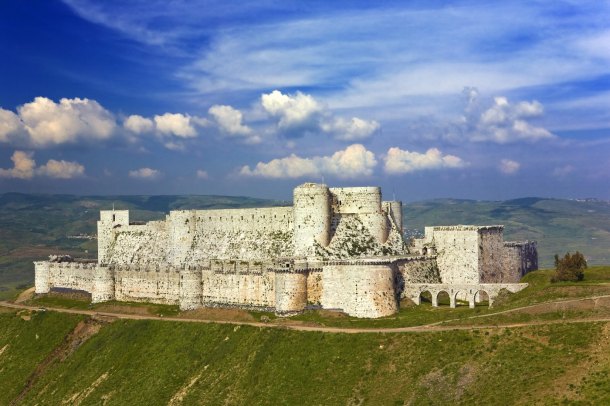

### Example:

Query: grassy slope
xmin=1 ymin=267 xmax=608 ymax=405
xmin=0 ymin=314 xmax=606 ymax=405
xmin=0 ymin=311 xmax=83 ymax=405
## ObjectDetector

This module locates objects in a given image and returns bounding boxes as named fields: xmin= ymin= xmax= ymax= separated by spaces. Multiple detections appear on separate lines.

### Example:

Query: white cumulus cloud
xmin=129 ymin=167 xmax=161 ymax=179
xmin=384 ymin=147 xmax=467 ymax=174
xmin=154 ymin=113 xmax=197 ymax=138
xmin=239 ymin=144 xmax=377 ymax=179
xmin=196 ymin=169 xmax=209 ymax=179
xmin=0 ymin=150 xmax=85 ymax=179
xmin=123 ymin=115 xmax=154 ymax=134
xmin=125 ymin=112 xmax=209 ymax=147
xmin=321 ymin=117 xmax=380 ymax=141
xmin=261 ymin=90 xmax=379 ymax=140
xmin=261 ymin=90 xmax=322 ymax=130
xmin=499 ymin=159 xmax=521 ymax=174
xmin=0 ymin=97 xmax=116 ymax=147
xmin=0 ymin=151 xmax=36 ymax=179
xmin=0 ymin=109 xmax=22 ymax=143
xmin=208 ymin=104 xmax=260 ymax=143
xmin=38 ymin=159 xmax=86 ymax=179
xmin=466 ymin=92 xmax=554 ymax=143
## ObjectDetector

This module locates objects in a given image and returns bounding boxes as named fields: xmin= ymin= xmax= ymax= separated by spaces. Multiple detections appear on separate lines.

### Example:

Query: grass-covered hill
xmin=1 ymin=266 xmax=609 ymax=405
xmin=1 ymin=193 xmax=609 ymax=299
xmin=2 ymin=312 xmax=607 ymax=405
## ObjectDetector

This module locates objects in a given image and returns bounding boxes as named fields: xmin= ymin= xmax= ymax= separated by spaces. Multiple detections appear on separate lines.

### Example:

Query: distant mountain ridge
xmin=404 ymin=196 xmax=610 ymax=268
xmin=0 ymin=193 xmax=608 ymax=299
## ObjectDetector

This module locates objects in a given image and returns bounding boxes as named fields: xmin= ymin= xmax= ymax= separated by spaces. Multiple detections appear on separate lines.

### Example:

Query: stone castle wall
xmin=114 ymin=266 xmax=181 ymax=304
xmin=397 ymin=256 xmax=441 ymax=284
xmin=35 ymin=258 xmax=410 ymax=317
xmin=478 ymin=227 xmax=506 ymax=283
xmin=417 ymin=225 xmax=536 ymax=285
xmin=34 ymin=183 xmax=538 ymax=319
xmin=98 ymin=183 xmax=402 ymax=265
xmin=320 ymin=261 xmax=398 ymax=318
xmin=100 ymin=207 xmax=294 ymax=266
xmin=425 ymin=226 xmax=485 ymax=284
xmin=502 ymin=241 xmax=538 ymax=282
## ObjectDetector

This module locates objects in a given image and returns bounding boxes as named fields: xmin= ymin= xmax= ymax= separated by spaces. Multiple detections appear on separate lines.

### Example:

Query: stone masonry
xmin=34 ymin=183 xmax=538 ymax=318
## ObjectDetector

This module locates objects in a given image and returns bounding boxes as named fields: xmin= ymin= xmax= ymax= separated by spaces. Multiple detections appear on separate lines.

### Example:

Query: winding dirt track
xmin=1 ymin=296 xmax=610 ymax=334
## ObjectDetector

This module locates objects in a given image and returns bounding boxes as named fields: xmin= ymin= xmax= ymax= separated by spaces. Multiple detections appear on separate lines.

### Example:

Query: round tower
xmin=274 ymin=271 xmax=307 ymax=315
xmin=293 ymin=183 xmax=331 ymax=258
xmin=91 ymin=265 xmax=115 ymax=303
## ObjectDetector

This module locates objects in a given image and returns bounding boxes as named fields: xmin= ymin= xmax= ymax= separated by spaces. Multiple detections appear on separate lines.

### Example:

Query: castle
xmin=34 ymin=183 xmax=538 ymax=318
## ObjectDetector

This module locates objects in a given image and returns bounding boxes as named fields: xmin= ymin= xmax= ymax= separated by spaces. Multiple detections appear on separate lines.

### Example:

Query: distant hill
xmin=404 ymin=197 xmax=610 ymax=268
xmin=1 ymin=193 xmax=608 ymax=299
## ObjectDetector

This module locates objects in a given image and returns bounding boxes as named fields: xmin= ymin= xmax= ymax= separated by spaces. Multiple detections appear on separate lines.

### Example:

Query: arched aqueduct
xmin=403 ymin=283 xmax=528 ymax=308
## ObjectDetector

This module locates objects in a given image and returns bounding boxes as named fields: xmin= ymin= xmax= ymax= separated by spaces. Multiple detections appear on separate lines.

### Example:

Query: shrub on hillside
xmin=551 ymin=251 xmax=587 ymax=282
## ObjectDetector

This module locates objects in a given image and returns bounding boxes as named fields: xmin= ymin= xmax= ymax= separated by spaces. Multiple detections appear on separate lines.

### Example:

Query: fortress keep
xmin=34 ymin=183 xmax=537 ymax=318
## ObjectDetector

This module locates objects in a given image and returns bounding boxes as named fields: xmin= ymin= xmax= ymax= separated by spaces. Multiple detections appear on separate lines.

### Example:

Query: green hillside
xmin=1 ymin=266 xmax=609 ymax=405
xmin=1 ymin=193 xmax=609 ymax=299
xmin=1 ymin=305 xmax=608 ymax=404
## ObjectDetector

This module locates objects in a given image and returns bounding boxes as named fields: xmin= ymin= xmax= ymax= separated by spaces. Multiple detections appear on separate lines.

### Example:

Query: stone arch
xmin=418 ymin=289 xmax=433 ymax=305
xmin=473 ymin=290 xmax=490 ymax=306
xmin=452 ymin=290 xmax=471 ymax=308
xmin=435 ymin=290 xmax=451 ymax=307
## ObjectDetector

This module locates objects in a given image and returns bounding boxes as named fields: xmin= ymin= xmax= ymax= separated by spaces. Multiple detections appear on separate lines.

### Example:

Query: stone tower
xmin=293 ymin=183 xmax=331 ymax=257
xmin=330 ymin=186 xmax=389 ymax=244
xmin=97 ymin=210 xmax=129 ymax=265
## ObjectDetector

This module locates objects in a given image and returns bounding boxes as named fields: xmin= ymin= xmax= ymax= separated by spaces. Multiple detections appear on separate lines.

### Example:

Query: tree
xmin=551 ymin=251 xmax=587 ymax=282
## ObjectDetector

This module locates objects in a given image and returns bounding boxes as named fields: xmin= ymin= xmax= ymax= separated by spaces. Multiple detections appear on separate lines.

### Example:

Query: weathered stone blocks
xmin=33 ymin=183 xmax=538 ymax=319
xmin=321 ymin=264 xmax=398 ymax=318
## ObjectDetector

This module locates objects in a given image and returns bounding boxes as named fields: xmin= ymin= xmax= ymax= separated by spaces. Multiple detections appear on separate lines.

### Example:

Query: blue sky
xmin=1 ymin=0 xmax=609 ymax=201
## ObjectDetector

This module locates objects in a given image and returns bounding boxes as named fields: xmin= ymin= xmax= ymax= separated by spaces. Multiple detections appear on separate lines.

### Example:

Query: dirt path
xmin=14 ymin=287 xmax=35 ymax=304
xmin=425 ymin=294 xmax=610 ymax=327
xmin=1 ymin=297 xmax=609 ymax=334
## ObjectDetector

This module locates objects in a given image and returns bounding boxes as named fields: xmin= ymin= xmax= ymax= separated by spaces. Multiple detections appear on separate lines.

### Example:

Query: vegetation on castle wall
xmin=315 ymin=215 xmax=404 ymax=260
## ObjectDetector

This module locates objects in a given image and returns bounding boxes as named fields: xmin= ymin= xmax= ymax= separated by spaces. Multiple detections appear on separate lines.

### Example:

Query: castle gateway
xmin=34 ymin=183 xmax=537 ymax=318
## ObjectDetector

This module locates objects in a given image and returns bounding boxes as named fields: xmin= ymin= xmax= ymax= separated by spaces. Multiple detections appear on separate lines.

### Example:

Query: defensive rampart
xmin=36 ymin=256 xmax=439 ymax=317
xmin=34 ymin=183 xmax=538 ymax=318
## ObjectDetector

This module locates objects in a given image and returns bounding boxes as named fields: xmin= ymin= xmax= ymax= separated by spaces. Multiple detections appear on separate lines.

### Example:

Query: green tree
xmin=551 ymin=251 xmax=587 ymax=282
